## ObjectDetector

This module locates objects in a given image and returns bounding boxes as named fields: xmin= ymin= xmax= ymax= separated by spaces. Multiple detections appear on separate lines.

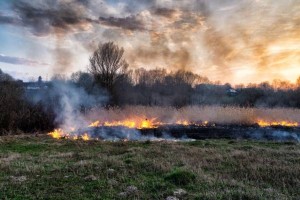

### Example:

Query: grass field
xmin=0 ymin=135 xmax=299 ymax=199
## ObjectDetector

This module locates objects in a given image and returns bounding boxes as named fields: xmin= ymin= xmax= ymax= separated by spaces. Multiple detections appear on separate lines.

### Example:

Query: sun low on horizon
xmin=0 ymin=0 xmax=299 ymax=84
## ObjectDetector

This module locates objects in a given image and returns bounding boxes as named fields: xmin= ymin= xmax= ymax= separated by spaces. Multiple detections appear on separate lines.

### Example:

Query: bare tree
xmin=89 ymin=42 xmax=128 ymax=91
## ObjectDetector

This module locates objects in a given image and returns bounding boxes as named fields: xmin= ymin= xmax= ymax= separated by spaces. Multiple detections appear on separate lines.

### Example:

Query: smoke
xmin=54 ymin=82 xmax=109 ymax=130
xmin=83 ymin=106 xmax=300 ymax=142
xmin=118 ymin=0 xmax=299 ymax=83
xmin=73 ymin=126 xmax=182 ymax=141
xmin=29 ymin=80 xmax=108 ymax=130
xmin=85 ymin=106 xmax=300 ymax=126
xmin=249 ymin=130 xmax=300 ymax=142
xmin=54 ymin=48 xmax=74 ymax=72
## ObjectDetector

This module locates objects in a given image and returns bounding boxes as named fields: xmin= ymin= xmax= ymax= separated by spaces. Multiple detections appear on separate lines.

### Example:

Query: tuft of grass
xmin=165 ymin=168 xmax=196 ymax=186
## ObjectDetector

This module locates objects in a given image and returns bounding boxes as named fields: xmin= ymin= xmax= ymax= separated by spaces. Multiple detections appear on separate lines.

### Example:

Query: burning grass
xmin=48 ymin=106 xmax=300 ymax=141
xmin=0 ymin=135 xmax=299 ymax=199
xmin=86 ymin=106 xmax=300 ymax=126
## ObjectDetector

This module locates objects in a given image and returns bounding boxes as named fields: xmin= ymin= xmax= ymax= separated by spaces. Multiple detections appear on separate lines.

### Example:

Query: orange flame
xmin=81 ymin=133 xmax=90 ymax=141
xmin=104 ymin=120 xmax=136 ymax=128
xmin=97 ymin=118 xmax=158 ymax=129
xmin=48 ymin=117 xmax=299 ymax=141
xmin=48 ymin=129 xmax=65 ymax=139
xmin=48 ymin=129 xmax=90 ymax=140
xmin=176 ymin=120 xmax=190 ymax=126
xmin=257 ymin=120 xmax=298 ymax=127
xmin=89 ymin=120 xmax=100 ymax=127
xmin=140 ymin=119 xmax=156 ymax=129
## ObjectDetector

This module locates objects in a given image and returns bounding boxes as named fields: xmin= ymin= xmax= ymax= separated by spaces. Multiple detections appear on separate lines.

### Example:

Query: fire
xmin=257 ymin=120 xmax=298 ymax=127
xmin=89 ymin=120 xmax=100 ymax=127
xmin=104 ymin=120 xmax=136 ymax=128
xmin=49 ymin=119 xmax=212 ymax=140
xmin=91 ymin=118 xmax=158 ymax=129
xmin=81 ymin=133 xmax=90 ymax=141
xmin=48 ymin=118 xmax=300 ymax=141
xmin=176 ymin=120 xmax=209 ymax=126
xmin=139 ymin=119 xmax=156 ymax=129
xmin=176 ymin=120 xmax=190 ymax=126
xmin=48 ymin=129 xmax=90 ymax=140
xmin=48 ymin=129 xmax=65 ymax=139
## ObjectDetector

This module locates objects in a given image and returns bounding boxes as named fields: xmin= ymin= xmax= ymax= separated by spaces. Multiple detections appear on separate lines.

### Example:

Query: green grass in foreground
xmin=0 ymin=135 xmax=299 ymax=200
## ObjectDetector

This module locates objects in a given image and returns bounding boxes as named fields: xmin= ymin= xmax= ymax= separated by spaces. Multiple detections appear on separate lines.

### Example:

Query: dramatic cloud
xmin=10 ymin=0 xmax=98 ymax=36
xmin=0 ymin=54 xmax=49 ymax=67
xmin=1 ymin=0 xmax=300 ymax=84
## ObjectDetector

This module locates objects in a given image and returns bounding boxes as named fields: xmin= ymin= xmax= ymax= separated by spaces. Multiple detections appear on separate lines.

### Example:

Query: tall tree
xmin=89 ymin=42 xmax=128 ymax=92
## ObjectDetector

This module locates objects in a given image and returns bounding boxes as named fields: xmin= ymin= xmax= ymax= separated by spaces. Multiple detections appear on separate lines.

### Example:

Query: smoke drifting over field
xmin=1 ymin=0 xmax=299 ymax=83
xmin=49 ymin=105 xmax=300 ymax=142
xmin=85 ymin=106 xmax=300 ymax=126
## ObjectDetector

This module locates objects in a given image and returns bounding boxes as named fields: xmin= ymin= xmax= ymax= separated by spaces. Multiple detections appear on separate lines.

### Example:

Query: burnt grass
xmin=0 ymin=135 xmax=299 ymax=200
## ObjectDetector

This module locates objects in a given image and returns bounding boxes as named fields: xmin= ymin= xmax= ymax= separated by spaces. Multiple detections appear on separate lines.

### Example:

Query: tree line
xmin=0 ymin=42 xmax=300 ymax=134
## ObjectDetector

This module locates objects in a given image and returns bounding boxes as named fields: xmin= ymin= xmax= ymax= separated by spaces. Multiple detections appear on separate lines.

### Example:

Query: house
xmin=227 ymin=88 xmax=238 ymax=96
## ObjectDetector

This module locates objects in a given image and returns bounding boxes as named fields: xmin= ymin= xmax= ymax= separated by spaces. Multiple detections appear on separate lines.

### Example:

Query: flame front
xmin=48 ymin=117 xmax=299 ymax=141
xmin=48 ymin=129 xmax=90 ymax=140
xmin=257 ymin=120 xmax=298 ymax=127
xmin=89 ymin=121 xmax=100 ymax=127
xmin=48 ymin=129 xmax=65 ymax=139
xmin=89 ymin=118 xmax=158 ymax=129
xmin=81 ymin=133 xmax=90 ymax=141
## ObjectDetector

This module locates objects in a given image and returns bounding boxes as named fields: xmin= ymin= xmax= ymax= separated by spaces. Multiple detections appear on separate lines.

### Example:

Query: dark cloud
xmin=99 ymin=15 xmax=146 ymax=31
xmin=152 ymin=8 xmax=178 ymax=18
xmin=0 ymin=54 xmax=49 ymax=67
xmin=9 ymin=0 xmax=97 ymax=36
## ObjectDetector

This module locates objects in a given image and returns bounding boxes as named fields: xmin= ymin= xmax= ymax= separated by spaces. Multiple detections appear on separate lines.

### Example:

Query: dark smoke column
xmin=89 ymin=42 xmax=128 ymax=104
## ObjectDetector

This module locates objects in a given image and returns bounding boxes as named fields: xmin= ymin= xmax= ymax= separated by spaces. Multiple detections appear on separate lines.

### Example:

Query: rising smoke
xmin=29 ymin=79 xmax=108 ymax=130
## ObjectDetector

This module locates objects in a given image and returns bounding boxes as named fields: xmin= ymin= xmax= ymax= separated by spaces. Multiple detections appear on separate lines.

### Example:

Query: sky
xmin=0 ymin=0 xmax=299 ymax=84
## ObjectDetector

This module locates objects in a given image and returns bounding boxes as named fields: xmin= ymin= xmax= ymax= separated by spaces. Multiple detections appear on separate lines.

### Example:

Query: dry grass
xmin=0 ymin=135 xmax=299 ymax=199
xmin=86 ymin=106 xmax=300 ymax=124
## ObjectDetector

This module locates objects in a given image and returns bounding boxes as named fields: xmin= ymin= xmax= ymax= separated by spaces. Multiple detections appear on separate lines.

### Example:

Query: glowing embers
xmin=257 ymin=120 xmax=298 ymax=127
